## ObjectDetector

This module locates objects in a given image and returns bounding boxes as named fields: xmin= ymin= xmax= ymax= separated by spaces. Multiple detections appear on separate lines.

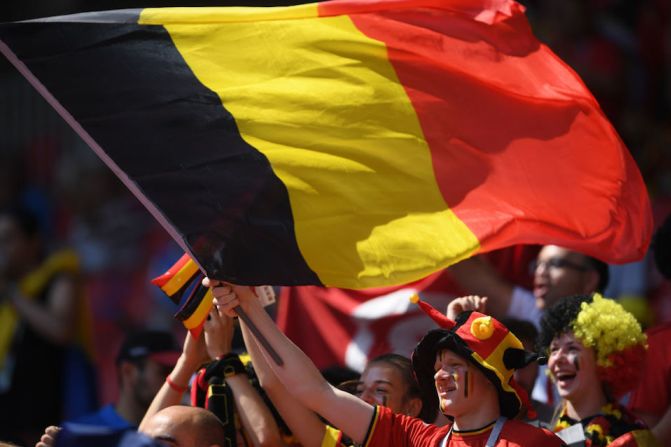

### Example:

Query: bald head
xmin=141 ymin=406 xmax=226 ymax=447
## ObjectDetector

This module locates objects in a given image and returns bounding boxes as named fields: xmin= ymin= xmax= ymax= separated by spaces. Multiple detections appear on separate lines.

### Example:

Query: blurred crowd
xmin=0 ymin=0 xmax=670 ymax=446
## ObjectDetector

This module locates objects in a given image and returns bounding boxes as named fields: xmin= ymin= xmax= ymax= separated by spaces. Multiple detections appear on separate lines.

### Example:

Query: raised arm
xmin=138 ymin=330 xmax=208 ymax=430
xmin=205 ymin=304 xmax=285 ymax=447
xmin=208 ymin=280 xmax=375 ymax=445
xmin=239 ymin=310 xmax=328 ymax=447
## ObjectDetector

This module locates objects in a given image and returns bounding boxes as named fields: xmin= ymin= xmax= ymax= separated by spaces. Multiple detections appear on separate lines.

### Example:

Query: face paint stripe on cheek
xmin=464 ymin=370 xmax=469 ymax=398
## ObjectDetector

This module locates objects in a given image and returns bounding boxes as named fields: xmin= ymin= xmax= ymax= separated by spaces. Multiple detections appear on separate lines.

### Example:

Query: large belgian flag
xmin=0 ymin=0 xmax=652 ymax=288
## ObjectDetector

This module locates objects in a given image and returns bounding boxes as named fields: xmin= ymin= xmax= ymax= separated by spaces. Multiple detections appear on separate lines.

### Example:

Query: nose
xmin=434 ymin=368 xmax=449 ymax=382
xmin=549 ymin=348 xmax=569 ymax=368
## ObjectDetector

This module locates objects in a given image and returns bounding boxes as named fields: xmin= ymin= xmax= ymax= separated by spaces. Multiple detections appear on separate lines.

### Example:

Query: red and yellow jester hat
xmin=411 ymin=296 xmax=539 ymax=419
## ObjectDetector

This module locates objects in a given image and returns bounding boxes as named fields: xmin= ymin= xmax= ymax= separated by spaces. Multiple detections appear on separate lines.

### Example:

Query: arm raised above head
xmin=138 ymin=330 xmax=209 ymax=431
xmin=206 ymin=305 xmax=285 ymax=447
xmin=208 ymin=280 xmax=375 ymax=445
xmin=241 ymin=320 xmax=327 ymax=447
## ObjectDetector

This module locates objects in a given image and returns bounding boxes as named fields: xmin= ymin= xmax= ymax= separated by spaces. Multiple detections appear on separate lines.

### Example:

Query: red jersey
xmin=363 ymin=406 xmax=564 ymax=447
xmin=629 ymin=323 xmax=671 ymax=418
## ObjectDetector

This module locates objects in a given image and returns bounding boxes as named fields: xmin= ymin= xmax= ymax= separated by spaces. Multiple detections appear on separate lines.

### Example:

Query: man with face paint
xmin=209 ymin=281 xmax=564 ymax=447
xmin=448 ymin=245 xmax=609 ymax=408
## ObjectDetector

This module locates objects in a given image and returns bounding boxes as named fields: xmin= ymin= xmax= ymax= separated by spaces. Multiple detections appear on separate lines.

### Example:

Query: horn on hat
xmin=410 ymin=294 xmax=456 ymax=329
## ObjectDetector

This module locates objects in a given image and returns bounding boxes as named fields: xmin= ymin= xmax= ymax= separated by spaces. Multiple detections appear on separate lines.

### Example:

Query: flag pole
xmin=235 ymin=305 xmax=284 ymax=366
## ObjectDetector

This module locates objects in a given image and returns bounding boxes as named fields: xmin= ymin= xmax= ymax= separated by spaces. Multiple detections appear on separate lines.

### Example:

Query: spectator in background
xmin=57 ymin=152 xmax=162 ymax=405
xmin=0 ymin=206 xmax=80 ymax=445
xmin=139 ymin=302 xmax=286 ymax=447
xmin=449 ymin=245 xmax=608 ymax=328
xmin=630 ymin=213 xmax=671 ymax=445
xmin=67 ymin=330 xmax=181 ymax=430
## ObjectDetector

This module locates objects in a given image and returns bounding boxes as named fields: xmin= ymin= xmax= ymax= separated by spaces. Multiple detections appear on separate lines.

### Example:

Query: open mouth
xmin=555 ymin=372 xmax=576 ymax=386
xmin=533 ymin=284 xmax=548 ymax=298
xmin=436 ymin=383 xmax=457 ymax=396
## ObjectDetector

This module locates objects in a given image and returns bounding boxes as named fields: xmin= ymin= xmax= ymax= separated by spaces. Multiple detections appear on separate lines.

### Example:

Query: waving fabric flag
xmin=0 ymin=0 xmax=652 ymax=289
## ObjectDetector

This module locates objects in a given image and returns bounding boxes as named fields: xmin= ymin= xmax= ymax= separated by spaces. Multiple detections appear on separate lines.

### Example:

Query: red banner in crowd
xmin=277 ymin=246 xmax=539 ymax=371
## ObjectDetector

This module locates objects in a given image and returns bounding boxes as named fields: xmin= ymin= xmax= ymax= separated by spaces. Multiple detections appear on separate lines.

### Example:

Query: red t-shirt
xmin=629 ymin=322 xmax=671 ymax=417
xmin=363 ymin=406 xmax=564 ymax=447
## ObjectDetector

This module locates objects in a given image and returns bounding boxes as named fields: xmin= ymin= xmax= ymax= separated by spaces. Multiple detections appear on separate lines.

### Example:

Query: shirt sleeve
xmin=507 ymin=287 xmax=542 ymax=329
xmin=364 ymin=406 xmax=446 ymax=447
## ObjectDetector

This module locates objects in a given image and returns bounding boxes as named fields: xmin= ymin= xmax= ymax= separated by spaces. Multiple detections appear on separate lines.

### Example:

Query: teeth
xmin=556 ymin=374 xmax=575 ymax=381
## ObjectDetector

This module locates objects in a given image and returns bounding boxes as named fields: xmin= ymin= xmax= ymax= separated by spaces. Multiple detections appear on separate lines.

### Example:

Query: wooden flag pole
xmin=235 ymin=305 xmax=284 ymax=366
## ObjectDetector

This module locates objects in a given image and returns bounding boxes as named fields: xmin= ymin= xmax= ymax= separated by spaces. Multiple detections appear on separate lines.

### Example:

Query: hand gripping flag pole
xmin=152 ymin=254 xmax=284 ymax=366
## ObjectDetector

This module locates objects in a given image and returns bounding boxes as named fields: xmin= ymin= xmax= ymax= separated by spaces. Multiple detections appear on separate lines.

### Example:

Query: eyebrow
xmin=550 ymin=342 xmax=582 ymax=348
xmin=356 ymin=380 xmax=393 ymax=387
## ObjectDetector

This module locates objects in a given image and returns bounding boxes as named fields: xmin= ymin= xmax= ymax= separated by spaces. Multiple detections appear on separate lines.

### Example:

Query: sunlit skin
xmin=533 ymin=245 xmax=599 ymax=310
xmin=140 ymin=406 xmax=224 ymax=447
xmin=548 ymin=332 xmax=607 ymax=420
xmin=433 ymin=350 xmax=498 ymax=429
xmin=141 ymin=407 xmax=200 ymax=447
xmin=355 ymin=362 xmax=421 ymax=417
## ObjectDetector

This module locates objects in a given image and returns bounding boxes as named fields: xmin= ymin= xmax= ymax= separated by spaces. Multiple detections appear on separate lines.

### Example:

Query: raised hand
xmin=35 ymin=425 xmax=61 ymax=447
xmin=446 ymin=295 xmax=489 ymax=320
xmin=204 ymin=298 xmax=235 ymax=359
xmin=203 ymin=278 xmax=258 ymax=317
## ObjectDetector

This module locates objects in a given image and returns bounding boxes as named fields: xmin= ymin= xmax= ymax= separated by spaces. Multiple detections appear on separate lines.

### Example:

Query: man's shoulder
xmin=500 ymin=419 xmax=564 ymax=445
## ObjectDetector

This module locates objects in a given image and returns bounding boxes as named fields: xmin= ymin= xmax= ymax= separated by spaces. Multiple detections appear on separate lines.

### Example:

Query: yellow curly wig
xmin=572 ymin=294 xmax=647 ymax=367
xmin=571 ymin=293 xmax=647 ymax=397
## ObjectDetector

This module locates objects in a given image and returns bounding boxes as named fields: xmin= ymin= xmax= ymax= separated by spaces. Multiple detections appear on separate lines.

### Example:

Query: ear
xmin=405 ymin=396 xmax=423 ymax=419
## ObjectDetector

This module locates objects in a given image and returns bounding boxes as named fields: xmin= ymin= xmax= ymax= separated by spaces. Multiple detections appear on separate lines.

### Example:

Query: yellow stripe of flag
xmin=183 ymin=288 xmax=214 ymax=330
xmin=141 ymin=7 xmax=480 ymax=288
xmin=161 ymin=258 xmax=200 ymax=297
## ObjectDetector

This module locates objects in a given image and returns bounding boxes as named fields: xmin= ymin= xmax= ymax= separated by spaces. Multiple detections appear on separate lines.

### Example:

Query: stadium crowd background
xmin=0 ymin=0 xmax=670 ymax=422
